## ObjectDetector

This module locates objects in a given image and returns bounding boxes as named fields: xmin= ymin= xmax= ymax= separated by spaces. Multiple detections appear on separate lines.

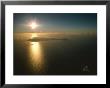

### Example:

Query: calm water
xmin=14 ymin=33 xmax=97 ymax=75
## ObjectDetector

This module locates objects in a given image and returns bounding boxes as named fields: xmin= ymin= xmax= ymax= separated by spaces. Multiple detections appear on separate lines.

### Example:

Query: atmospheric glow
xmin=31 ymin=33 xmax=38 ymax=38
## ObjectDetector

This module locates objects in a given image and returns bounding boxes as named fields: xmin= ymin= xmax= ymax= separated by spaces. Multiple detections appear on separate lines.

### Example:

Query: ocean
xmin=14 ymin=33 xmax=97 ymax=75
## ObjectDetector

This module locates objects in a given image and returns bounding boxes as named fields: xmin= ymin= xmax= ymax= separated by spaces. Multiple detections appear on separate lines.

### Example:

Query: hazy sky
xmin=14 ymin=13 xmax=97 ymax=33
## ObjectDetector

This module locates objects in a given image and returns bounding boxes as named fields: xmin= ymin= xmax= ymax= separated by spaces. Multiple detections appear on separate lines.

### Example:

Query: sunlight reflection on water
xmin=29 ymin=34 xmax=45 ymax=73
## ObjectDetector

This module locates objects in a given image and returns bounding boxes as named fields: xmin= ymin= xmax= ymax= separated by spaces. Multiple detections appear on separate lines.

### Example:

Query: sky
xmin=14 ymin=13 xmax=97 ymax=33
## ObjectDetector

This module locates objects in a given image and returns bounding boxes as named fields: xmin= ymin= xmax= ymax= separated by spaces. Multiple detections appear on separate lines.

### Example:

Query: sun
xmin=29 ymin=21 xmax=39 ymax=29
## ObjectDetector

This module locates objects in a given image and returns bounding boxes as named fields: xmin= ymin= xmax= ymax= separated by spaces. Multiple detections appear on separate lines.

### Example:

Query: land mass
xmin=28 ymin=37 xmax=68 ymax=42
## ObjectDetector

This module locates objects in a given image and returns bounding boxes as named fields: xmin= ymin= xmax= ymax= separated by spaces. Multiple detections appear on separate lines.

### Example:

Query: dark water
xmin=14 ymin=33 xmax=97 ymax=75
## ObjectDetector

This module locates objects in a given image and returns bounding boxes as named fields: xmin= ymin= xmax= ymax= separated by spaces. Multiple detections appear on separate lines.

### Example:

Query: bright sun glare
xmin=29 ymin=21 xmax=39 ymax=29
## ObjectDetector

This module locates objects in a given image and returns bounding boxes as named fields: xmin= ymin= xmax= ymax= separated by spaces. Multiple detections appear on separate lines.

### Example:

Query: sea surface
xmin=14 ymin=33 xmax=97 ymax=75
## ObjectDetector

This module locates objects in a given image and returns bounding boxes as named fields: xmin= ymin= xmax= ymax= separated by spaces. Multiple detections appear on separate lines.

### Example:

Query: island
xmin=27 ymin=37 xmax=68 ymax=42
